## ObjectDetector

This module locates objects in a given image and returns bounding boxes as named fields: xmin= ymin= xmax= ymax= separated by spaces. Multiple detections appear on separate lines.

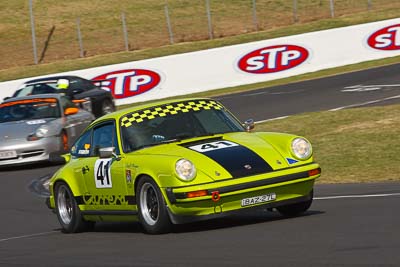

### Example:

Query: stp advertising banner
xmin=1 ymin=18 xmax=400 ymax=106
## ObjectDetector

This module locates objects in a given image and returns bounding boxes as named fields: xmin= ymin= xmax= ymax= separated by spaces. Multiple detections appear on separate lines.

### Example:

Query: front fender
xmin=254 ymin=132 xmax=315 ymax=165
xmin=48 ymin=164 xmax=88 ymax=209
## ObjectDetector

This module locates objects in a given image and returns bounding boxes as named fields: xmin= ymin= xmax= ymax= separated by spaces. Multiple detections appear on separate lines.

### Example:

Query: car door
xmin=79 ymin=121 xmax=131 ymax=211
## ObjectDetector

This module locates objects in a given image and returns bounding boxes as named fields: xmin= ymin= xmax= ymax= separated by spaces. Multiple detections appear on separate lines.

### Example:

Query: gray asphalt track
xmin=217 ymin=63 xmax=400 ymax=121
xmin=1 ymin=64 xmax=400 ymax=266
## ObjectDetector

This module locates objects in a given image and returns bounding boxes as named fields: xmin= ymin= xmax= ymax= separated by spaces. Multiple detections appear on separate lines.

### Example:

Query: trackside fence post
xmin=252 ymin=0 xmax=259 ymax=31
xmin=76 ymin=17 xmax=84 ymax=58
xmin=29 ymin=0 xmax=38 ymax=65
xmin=329 ymin=0 xmax=335 ymax=18
xmin=164 ymin=4 xmax=174 ymax=44
xmin=368 ymin=0 xmax=372 ymax=11
xmin=293 ymin=0 xmax=298 ymax=23
xmin=121 ymin=12 xmax=130 ymax=51
xmin=205 ymin=0 xmax=213 ymax=39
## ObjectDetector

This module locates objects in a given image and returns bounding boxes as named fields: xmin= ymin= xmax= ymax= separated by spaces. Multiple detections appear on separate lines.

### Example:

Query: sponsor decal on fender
xmin=237 ymin=44 xmax=309 ymax=74
xmin=92 ymin=69 xmax=162 ymax=99
xmin=367 ymin=24 xmax=400 ymax=50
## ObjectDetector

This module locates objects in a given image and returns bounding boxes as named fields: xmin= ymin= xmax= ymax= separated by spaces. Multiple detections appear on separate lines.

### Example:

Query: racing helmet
xmin=57 ymin=79 xmax=69 ymax=89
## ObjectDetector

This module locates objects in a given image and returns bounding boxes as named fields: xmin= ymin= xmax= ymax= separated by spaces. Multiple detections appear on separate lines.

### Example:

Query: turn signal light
xmin=186 ymin=190 xmax=208 ymax=198
xmin=308 ymin=168 xmax=321 ymax=177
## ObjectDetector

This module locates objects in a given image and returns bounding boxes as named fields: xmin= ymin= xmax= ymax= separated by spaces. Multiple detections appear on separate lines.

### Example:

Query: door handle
xmin=82 ymin=166 xmax=90 ymax=174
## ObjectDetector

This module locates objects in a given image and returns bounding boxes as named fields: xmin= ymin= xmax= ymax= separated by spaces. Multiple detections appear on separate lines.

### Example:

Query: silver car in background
xmin=0 ymin=94 xmax=94 ymax=166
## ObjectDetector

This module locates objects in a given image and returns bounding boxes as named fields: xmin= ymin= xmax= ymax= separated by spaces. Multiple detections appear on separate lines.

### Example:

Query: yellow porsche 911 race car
xmin=47 ymin=98 xmax=321 ymax=234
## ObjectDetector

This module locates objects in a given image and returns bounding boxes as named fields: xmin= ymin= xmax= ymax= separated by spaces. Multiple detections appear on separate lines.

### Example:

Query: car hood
xmin=0 ymin=118 xmax=58 ymax=141
xmin=137 ymin=132 xmax=290 ymax=181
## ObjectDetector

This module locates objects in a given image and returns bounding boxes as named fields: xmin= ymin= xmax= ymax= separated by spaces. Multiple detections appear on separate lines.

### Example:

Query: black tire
xmin=101 ymin=99 xmax=115 ymax=116
xmin=276 ymin=190 xmax=313 ymax=217
xmin=54 ymin=182 xmax=94 ymax=233
xmin=136 ymin=176 xmax=172 ymax=234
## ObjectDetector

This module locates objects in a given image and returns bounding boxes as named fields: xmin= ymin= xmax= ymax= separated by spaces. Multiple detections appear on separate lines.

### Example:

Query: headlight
xmin=175 ymin=159 xmax=196 ymax=181
xmin=291 ymin=137 xmax=312 ymax=160
xmin=36 ymin=125 xmax=49 ymax=137
xmin=27 ymin=125 xmax=50 ymax=141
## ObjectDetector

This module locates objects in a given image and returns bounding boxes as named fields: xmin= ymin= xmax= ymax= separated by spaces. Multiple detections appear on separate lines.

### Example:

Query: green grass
xmin=256 ymin=104 xmax=400 ymax=184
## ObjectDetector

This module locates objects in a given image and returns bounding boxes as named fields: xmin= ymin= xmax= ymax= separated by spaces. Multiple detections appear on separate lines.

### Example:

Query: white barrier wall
xmin=1 ymin=18 xmax=400 ymax=105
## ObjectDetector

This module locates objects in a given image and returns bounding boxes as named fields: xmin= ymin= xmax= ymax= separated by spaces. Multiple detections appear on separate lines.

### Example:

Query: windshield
xmin=120 ymin=100 xmax=244 ymax=152
xmin=0 ymin=98 xmax=61 ymax=123
xmin=15 ymin=81 xmax=58 ymax=97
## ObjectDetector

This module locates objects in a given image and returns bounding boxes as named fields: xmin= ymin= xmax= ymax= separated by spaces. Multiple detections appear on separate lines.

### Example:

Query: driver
xmin=123 ymin=121 xmax=155 ymax=151
xmin=56 ymin=79 xmax=70 ymax=90
xmin=10 ymin=105 xmax=30 ymax=120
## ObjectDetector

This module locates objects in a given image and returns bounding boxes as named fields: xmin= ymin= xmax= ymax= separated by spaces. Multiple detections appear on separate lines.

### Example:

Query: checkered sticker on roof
xmin=121 ymin=100 xmax=223 ymax=127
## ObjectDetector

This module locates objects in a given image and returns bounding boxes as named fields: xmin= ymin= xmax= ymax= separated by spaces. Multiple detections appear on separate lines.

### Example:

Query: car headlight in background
xmin=27 ymin=125 xmax=50 ymax=141
xmin=291 ymin=137 xmax=312 ymax=160
xmin=35 ymin=125 xmax=50 ymax=137
xmin=175 ymin=159 xmax=196 ymax=181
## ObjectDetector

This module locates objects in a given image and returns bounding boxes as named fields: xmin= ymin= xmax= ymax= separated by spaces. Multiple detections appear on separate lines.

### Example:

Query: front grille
xmin=21 ymin=150 xmax=45 ymax=158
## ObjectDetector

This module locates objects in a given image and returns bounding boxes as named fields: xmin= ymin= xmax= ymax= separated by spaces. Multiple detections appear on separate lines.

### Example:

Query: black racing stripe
xmin=183 ymin=140 xmax=273 ymax=178
xmin=75 ymin=196 xmax=84 ymax=205
xmin=202 ymin=145 xmax=273 ymax=178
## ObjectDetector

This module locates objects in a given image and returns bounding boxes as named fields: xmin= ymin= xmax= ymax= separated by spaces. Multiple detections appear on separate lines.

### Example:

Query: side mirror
xmin=243 ymin=119 xmax=255 ymax=132
xmin=49 ymin=152 xmax=70 ymax=165
xmin=64 ymin=107 xmax=79 ymax=116
xmin=99 ymin=147 xmax=120 ymax=161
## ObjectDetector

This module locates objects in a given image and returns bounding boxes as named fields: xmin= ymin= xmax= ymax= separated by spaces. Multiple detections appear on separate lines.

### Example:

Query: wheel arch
xmin=52 ymin=176 xmax=85 ymax=198
xmin=133 ymin=173 xmax=171 ymax=203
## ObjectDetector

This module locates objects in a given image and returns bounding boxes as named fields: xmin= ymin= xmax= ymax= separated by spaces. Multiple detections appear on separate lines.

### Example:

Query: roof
xmin=25 ymin=75 xmax=83 ymax=84
xmin=98 ymin=97 xmax=215 ymax=121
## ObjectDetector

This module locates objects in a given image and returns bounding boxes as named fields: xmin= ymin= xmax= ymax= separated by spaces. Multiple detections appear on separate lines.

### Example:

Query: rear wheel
xmin=55 ymin=182 xmax=94 ymax=233
xmin=136 ymin=176 xmax=172 ymax=234
xmin=276 ymin=190 xmax=313 ymax=217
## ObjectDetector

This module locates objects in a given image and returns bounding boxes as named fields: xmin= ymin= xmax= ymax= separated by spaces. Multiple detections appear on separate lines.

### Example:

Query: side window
xmin=68 ymin=78 xmax=82 ymax=92
xmin=92 ymin=122 xmax=120 ymax=156
xmin=68 ymin=78 xmax=95 ymax=92
xmin=71 ymin=130 xmax=92 ymax=157
xmin=80 ymin=79 xmax=97 ymax=90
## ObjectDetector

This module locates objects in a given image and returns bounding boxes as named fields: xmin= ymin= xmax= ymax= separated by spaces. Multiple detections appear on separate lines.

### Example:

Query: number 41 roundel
xmin=94 ymin=159 xmax=113 ymax=188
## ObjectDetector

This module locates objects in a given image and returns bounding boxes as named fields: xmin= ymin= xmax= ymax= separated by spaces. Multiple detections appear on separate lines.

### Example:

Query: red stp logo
xmin=92 ymin=69 xmax=161 ymax=99
xmin=238 ymin=45 xmax=309 ymax=74
xmin=367 ymin=24 xmax=400 ymax=50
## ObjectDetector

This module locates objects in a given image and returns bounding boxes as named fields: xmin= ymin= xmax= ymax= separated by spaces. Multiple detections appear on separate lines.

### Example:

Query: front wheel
xmin=276 ymin=190 xmax=313 ymax=217
xmin=55 ymin=182 xmax=94 ymax=233
xmin=136 ymin=176 xmax=172 ymax=234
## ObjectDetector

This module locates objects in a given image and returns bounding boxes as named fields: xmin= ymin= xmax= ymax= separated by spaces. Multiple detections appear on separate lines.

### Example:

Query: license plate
xmin=241 ymin=193 xmax=276 ymax=207
xmin=0 ymin=150 xmax=17 ymax=159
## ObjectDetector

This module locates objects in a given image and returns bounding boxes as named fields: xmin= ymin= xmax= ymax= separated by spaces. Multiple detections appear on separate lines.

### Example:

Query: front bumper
xmin=0 ymin=136 xmax=61 ymax=166
xmin=164 ymin=163 xmax=320 ymax=223
xmin=167 ymin=193 xmax=312 ymax=224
